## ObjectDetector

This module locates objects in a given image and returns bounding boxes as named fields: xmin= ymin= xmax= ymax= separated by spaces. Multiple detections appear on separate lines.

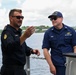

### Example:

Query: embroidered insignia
xmin=4 ymin=34 xmax=7 ymax=39
xmin=65 ymin=32 xmax=72 ymax=36
xmin=67 ymin=32 xmax=70 ymax=35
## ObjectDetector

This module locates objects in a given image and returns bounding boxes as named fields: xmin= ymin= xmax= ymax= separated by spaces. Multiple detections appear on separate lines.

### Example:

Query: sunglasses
xmin=12 ymin=16 xmax=24 ymax=19
xmin=50 ymin=16 xmax=58 ymax=21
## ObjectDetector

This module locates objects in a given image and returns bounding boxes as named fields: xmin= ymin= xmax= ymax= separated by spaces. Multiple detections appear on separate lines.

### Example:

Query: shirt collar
xmin=51 ymin=23 xmax=68 ymax=31
xmin=7 ymin=24 xmax=22 ymax=34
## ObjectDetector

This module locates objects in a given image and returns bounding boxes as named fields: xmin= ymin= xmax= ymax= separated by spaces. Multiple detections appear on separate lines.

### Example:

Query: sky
xmin=0 ymin=0 xmax=76 ymax=29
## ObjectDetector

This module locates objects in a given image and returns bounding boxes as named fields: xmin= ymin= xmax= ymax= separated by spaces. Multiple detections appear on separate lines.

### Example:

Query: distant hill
xmin=0 ymin=25 xmax=76 ymax=34
xmin=21 ymin=25 xmax=76 ymax=33
xmin=21 ymin=25 xmax=51 ymax=33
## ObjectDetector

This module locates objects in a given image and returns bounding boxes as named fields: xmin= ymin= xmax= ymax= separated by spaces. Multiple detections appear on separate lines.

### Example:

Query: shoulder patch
xmin=4 ymin=34 xmax=7 ymax=39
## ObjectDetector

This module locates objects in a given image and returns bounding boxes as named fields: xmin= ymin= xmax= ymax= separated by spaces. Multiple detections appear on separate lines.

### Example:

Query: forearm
xmin=43 ymin=48 xmax=54 ymax=67
xmin=20 ymin=33 xmax=27 ymax=45
xmin=43 ymin=48 xmax=56 ymax=74
xmin=20 ymin=26 xmax=35 ymax=45
xmin=73 ymin=46 xmax=76 ymax=53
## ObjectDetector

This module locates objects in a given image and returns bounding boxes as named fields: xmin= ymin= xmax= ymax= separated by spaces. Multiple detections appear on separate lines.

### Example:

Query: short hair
xmin=9 ymin=9 xmax=22 ymax=17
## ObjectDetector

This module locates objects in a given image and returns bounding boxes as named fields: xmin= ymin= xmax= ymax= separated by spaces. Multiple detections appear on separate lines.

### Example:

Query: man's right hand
xmin=20 ymin=26 xmax=35 ymax=45
xmin=50 ymin=65 xmax=56 ymax=75
xmin=24 ymin=26 xmax=35 ymax=38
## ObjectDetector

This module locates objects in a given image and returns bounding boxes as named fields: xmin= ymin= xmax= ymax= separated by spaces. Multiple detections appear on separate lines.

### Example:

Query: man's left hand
xmin=32 ymin=49 xmax=40 ymax=56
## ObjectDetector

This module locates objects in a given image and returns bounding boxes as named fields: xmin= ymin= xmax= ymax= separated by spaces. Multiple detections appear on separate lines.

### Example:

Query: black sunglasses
xmin=50 ymin=16 xmax=58 ymax=21
xmin=12 ymin=16 xmax=24 ymax=19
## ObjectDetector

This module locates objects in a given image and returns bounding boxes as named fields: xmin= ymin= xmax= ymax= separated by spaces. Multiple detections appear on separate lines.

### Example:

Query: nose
xmin=19 ymin=18 xmax=23 ymax=20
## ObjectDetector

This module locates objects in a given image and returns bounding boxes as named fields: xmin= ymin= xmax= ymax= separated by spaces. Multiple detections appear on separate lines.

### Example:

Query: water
xmin=0 ymin=33 xmax=53 ymax=75
xmin=26 ymin=33 xmax=53 ymax=75
xmin=26 ymin=33 xmax=44 ymax=57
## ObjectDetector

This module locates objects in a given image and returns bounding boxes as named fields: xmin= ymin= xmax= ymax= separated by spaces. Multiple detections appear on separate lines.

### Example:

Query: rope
xmin=30 ymin=56 xmax=45 ymax=60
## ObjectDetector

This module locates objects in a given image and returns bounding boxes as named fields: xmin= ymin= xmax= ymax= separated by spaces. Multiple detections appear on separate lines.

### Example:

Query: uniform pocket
xmin=49 ymin=37 xmax=57 ymax=47
xmin=65 ymin=36 xmax=72 ymax=44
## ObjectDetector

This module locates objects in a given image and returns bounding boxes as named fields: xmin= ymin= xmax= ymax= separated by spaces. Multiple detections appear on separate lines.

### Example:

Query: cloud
xmin=20 ymin=0 xmax=76 ymax=27
xmin=0 ymin=0 xmax=76 ymax=29
xmin=0 ymin=0 xmax=2 ymax=7
xmin=16 ymin=0 xmax=25 ymax=5
xmin=0 ymin=8 xmax=9 ymax=29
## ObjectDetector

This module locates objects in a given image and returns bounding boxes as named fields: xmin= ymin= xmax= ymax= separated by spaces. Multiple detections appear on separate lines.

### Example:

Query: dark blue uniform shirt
xmin=42 ymin=24 xmax=76 ymax=66
xmin=1 ymin=25 xmax=32 ymax=66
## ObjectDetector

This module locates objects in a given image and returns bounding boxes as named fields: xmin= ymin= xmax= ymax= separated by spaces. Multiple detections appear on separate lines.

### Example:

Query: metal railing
xmin=25 ymin=56 xmax=30 ymax=75
xmin=2 ymin=55 xmax=76 ymax=75
xmin=25 ymin=56 xmax=45 ymax=75
xmin=63 ymin=53 xmax=76 ymax=75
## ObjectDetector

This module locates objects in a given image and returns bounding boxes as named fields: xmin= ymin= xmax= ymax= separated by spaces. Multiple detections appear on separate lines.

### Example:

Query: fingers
xmin=37 ymin=50 xmax=40 ymax=56
xmin=27 ymin=26 xmax=35 ymax=34
xmin=30 ymin=26 xmax=35 ymax=34
xmin=24 ymin=26 xmax=35 ymax=38
xmin=50 ymin=65 xmax=56 ymax=75
xmin=27 ymin=26 xmax=35 ymax=35
xmin=33 ymin=50 xmax=40 ymax=56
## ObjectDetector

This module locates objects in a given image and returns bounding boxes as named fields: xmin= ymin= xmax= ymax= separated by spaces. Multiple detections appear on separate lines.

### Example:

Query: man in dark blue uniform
xmin=42 ymin=11 xmax=76 ymax=75
xmin=1 ymin=9 xmax=40 ymax=75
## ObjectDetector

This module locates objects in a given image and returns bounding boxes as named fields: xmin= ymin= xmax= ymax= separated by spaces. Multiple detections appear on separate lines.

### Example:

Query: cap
xmin=48 ymin=11 xmax=63 ymax=18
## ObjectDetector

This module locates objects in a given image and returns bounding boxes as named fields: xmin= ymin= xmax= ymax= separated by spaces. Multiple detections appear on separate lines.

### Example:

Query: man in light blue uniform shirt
xmin=42 ymin=11 xmax=76 ymax=75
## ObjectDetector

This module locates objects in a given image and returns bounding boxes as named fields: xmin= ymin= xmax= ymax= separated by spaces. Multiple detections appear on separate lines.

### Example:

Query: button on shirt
xmin=42 ymin=24 xmax=76 ymax=66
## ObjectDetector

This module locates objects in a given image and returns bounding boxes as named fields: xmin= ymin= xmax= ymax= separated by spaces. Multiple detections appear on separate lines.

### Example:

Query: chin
xmin=53 ymin=24 xmax=57 ymax=27
xmin=18 ymin=24 xmax=21 ymax=27
xmin=16 ymin=25 xmax=21 ymax=28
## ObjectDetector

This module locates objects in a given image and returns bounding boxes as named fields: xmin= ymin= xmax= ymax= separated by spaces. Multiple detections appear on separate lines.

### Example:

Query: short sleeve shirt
xmin=42 ymin=24 xmax=76 ymax=66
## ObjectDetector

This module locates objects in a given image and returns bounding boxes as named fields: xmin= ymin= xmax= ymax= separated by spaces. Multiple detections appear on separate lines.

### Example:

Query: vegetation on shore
xmin=21 ymin=25 xmax=50 ymax=33
xmin=21 ymin=25 xmax=76 ymax=33
xmin=0 ymin=25 xmax=76 ymax=34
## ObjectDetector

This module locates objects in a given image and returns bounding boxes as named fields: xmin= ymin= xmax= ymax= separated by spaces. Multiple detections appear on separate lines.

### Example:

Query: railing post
xmin=63 ymin=53 xmax=76 ymax=75
xmin=24 ymin=56 xmax=30 ymax=75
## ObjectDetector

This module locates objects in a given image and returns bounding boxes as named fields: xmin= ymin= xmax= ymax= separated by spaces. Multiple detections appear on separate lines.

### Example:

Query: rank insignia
xmin=4 ymin=34 xmax=7 ymax=39
xmin=65 ymin=32 xmax=72 ymax=36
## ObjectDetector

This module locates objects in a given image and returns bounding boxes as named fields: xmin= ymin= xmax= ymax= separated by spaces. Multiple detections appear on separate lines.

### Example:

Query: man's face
xmin=10 ymin=11 xmax=24 ymax=28
xmin=50 ymin=16 xmax=63 ymax=27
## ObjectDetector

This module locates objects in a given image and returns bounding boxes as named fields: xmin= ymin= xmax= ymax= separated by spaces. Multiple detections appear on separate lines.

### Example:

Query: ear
xmin=9 ymin=16 xmax=13 ymax=22
xmin=61 ymin=17 xmax=63 ymax=21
